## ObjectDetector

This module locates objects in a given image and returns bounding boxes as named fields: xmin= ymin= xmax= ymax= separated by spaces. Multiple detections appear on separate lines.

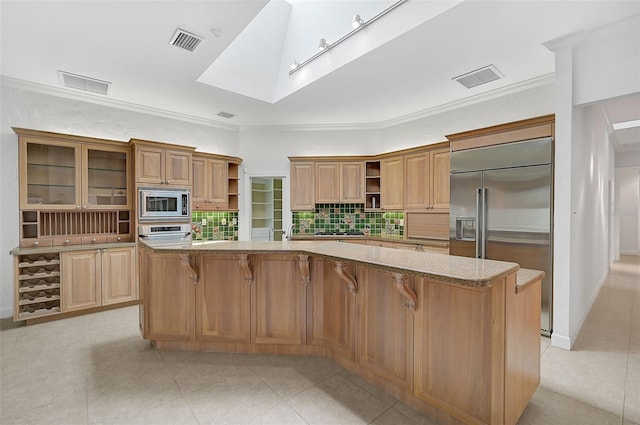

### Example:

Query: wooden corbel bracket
xmin=238 ymin=254 xmax=253 ymax=284
xmin=180 ymin=254 xmax=199 ymax=284
xmin=392 ymin=273 xmax=417 ymax=312
xmin=298 ymin=255 xmax=311 ymax=286
xmin=334 ymin=261 xmax=358 ymax=294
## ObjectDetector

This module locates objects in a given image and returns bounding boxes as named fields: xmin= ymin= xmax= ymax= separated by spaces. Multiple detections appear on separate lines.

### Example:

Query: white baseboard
xmin=0 ymin=307 xmax=13 ymax=319
xmin=551 ymin=333 xmax=571 ymax=350
xmin=620 ymin=250 xmax=640 ymax=256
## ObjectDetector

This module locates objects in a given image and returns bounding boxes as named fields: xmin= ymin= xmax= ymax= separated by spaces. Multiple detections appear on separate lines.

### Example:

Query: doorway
xmin=250 ymin=177 xmax=283 ymax=241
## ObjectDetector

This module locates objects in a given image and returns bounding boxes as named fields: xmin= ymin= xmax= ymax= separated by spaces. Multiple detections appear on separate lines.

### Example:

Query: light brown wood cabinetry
xmin=252 ymin=254 xmax=307 ymax=345
xmin=404 ymin=145 xmax=450 ymax=211
xmin=291 ymin=161 xmax=315 ymax=211
xmin=356 ymin=267 xmax=414 ymax=392
xmin=61 ymin=246 xmax=135 ymax=312
xmin=381 ymin=156 xmax=404 ymax=209
xmin=197 ymin=254 xmax=251 ymax=343
xmin=315 ymin=161 xmax=365 ymax=204
xmin=405 ymin=212 xmax=449 ymax=241
xmin=132 ymin=141 xmax=193 ymax=187
xmin=192 ymin=155 xmax=227 ymax=210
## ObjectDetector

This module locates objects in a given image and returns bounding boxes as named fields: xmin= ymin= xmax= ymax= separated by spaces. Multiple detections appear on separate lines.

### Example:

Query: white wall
xmin=617 ymin=168 xmax=640 ymax=255
xmin=0 ymin=85 xmax=239 ymax=318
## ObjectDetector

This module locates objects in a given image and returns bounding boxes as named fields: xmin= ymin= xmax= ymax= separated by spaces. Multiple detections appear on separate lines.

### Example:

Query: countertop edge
xmin=10 ymin=241 xmax=137 ymax=255
xmin=516 ymin=268 xmax=545 ymax=293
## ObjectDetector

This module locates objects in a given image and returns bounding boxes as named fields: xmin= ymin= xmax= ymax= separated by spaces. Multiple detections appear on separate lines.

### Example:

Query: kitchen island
xmin=138 ymin=240 xmax=542 ymax=425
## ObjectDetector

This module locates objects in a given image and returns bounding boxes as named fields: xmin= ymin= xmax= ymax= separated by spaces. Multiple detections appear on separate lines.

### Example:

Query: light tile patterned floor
xmin=1 ymin=255 xmax=638 ymax=425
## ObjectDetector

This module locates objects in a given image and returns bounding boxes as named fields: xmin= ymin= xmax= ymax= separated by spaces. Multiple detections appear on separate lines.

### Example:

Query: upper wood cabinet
xmin=17 ymin=130 xmax=131 ymax=210
xmin=131 ymin=140 xmax=193 ymax=187
xmin=404 ymin=145 xmax=450 ymax=211
xmin=315 ymin=161 xmax=365 ymax=204
xmin=291 ymin=161 xmax=315 ymax=211
xmin=381 ymin=156 xmax=404 ymax=210
xmin=192 ymin=154 xmax=227 ymax=211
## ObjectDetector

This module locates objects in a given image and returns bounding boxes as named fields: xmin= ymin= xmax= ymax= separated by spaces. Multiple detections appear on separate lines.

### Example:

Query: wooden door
xmin=164 ymin=149 xmax=192 ymax=186
xmin=144 ymin=253 xmax=195 ymax=341
xmin=19 ymin=138 xmax=83 ymax=209
xmin=315 ymin=162 xmax=340 ymax=203
xmin=341 ymin=162 xmax=365 ymax=203
xmin=430 ymin=148 xmax=450 ymax=211
xmin=381 ymin=157 xmax=404 ymax=210
xmin=191 ymin=156 xmax=208 ymax=207
xmin=197 ymin=255 xmax=251 ymax=343
xmin=101 ymin=246 xmax=136 ymax=305
xmin=61 ymin=250 xmax=101 ymax=311
xmin=82 ymin=145 xmax=130 ymax=210
xmin=404 ymin=151 xmax=430 ymax=210
xmin=290 ymin=161 xmax=315 ymax=211
xmin=206 ymin=159 xmax=228 ymax=209
xmin=135 ymin=146 xmax=164 ymax=184
xmin=252 ymin=255 xmax=306 ymax=345
xmin=356 ymin=267 xmax=414 ymax=391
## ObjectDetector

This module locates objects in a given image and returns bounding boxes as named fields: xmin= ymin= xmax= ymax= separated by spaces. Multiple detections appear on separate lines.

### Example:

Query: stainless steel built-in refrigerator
xmin=449 ymin=137 xmax=553 ymax=336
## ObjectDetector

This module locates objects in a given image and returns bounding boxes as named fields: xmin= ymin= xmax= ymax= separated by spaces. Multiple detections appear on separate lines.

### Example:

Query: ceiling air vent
xmin=57 ymin=71 xmax=110 ymax=95
xmin=453 ymin=65 xmax=503 ymax=89
xmin=169 ymin=28 xmax=203 ymax=52
xmin=217 ymin=111 xmax=235 ymax=119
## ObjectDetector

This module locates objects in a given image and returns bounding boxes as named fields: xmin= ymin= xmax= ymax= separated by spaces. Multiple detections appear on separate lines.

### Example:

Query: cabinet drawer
xmin=52 ymin=236 xmax=84 ymax=246
xmin=405 ymin=213 xmax=449 ymax=240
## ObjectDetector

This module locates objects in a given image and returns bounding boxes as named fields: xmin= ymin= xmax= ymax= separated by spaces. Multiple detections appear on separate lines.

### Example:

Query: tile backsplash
xmin=191 ymin=211 xmax=239 ymax=241
xmin=293 ymin=204 xmax=404 ymax=238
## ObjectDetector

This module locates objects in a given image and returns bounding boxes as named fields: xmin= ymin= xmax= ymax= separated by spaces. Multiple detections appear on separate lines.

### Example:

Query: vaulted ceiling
xmin=1 ymin=0 xmax=638 ymax=150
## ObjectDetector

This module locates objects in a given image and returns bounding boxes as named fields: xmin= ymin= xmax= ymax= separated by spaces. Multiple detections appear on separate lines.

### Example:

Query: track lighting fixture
xmin=289 ymin=0 xmax=407 ymax=75
xmin=352 ymin=14 xmax=365 ymax=29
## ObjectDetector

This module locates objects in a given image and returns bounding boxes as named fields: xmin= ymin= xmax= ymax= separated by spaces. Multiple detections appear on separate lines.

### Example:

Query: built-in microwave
xmin=138 ymin=188 xmax=190 ymax=221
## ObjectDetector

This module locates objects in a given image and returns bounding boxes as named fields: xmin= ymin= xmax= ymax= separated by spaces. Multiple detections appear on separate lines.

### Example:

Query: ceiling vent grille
xmin=57 ymin=71 xmax=110 ymax=95
xmin=169 ymin=28 xmax=203 ymax=52
xmin=217 ymin=111 xmax=235 ymax=119
xmin=453 ymin=65 xmax=503 ymax=89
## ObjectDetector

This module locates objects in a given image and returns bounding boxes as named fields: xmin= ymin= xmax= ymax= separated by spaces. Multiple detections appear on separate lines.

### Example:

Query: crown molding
xmin=1 ymin=76 xmax=239 ymax=132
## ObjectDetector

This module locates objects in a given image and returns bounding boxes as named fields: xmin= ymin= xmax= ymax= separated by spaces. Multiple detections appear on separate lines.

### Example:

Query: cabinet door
xmin=144 ymin=253 xmax=195 ymax=341
xmin=291 ymin=162 xmax=315 ymax=211
xmin=83 ymin=145 xmax=130 ymax=209
xmin=252 ymin=255 xmax=306 ymax=345
xmin=341 ymin=162 xmax=365 ymax=203
xmin=101 ymin=247 xmax=136 ymax=305
xmin=164 ymin=149 xmax=192 ymax=186
xmin=356 ymin=267 xmax=414 ymax=391
xmin=381 ymin=157 xmax=404 ymax=210
xmin=19 ymin=138 xmax=82 ymax=209
xmin=135 ymin=146 xmax=164 ymax=184
xmin=404 ymin=152 xmax=430 ymax=210
xmin=191 ymin=157 xmax=208 ymax=207
xmin=315 ymin=162 xmax=340 ymax=203
xmin=61 ymin=250 xmax=101 ymax=311
xmin=430 ymin=148 xmax=450 ymax=211
xmin=206 ymin=159 xmax=228 ymax=209
xmin=197 ymin=255 xmax=251 ymax=343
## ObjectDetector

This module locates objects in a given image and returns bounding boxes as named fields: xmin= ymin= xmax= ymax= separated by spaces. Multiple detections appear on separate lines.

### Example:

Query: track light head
xmin=352 ymin=14 xmax=365 ymax=29
xmin=318 ymin=38 xmax=328 ymax=51
xmin=290 ymin=60 xmax=299 ymax=71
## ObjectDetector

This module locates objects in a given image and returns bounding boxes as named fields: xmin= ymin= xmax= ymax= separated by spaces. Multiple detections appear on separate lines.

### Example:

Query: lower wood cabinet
xmin=61 ymin=246 xmax=136 ymax=312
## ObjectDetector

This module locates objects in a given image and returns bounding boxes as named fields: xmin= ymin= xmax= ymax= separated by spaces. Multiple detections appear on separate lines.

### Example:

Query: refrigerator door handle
xmin=475 ymin=188 xmax=482 ymax=258
xmin=480 ymin=188 xmax=488 ymax=259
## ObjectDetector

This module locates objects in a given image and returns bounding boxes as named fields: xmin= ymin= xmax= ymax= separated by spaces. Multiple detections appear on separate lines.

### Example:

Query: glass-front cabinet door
xmin=19 ymin=139 xmax=82 ymax=209
xmin=83 ymin=146 xmax=130 ymax=209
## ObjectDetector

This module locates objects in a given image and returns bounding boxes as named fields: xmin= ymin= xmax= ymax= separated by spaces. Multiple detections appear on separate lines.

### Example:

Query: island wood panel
xmin=144 ymin=252 xmax=195 ymax=342
xmin=356 ymin=267 xmax=414 ymax=392
xmin=414 ymin=278 xmax=506 ymax=425
xmin=307 ymin=257 xmax=324 ymax=346
xmin=197 ymin=254 xmax=251 ymax=343
xmin=61 ymin=250 xmax=101 ymax=311
xmin=322 ymin=260 xmax=356 ymax=361
xmin=252 ymin=254 xmax=306 ymax=345
xmin=505 ymin=274 xmax=541 ymax=425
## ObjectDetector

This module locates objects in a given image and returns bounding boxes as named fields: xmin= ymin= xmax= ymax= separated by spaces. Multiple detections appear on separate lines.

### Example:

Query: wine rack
xmin=15 ymin=253 xmax=61 ymax=320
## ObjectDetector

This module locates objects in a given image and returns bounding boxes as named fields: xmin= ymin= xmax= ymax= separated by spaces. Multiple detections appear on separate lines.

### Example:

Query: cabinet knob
xmin=96 ymin=249 xmax=101 ymax=253
xmin=166 ymin=180 xmax=170 ymax=184
xmin=76 ymin=205 xmax=81 ymax=209
xmin=83 ymin=205 xmax=87 ymax=209
xmin=33 ymin=241 xmax=39 ymax=246
xmin=195 ymin=204 xmax=200 ymax=208
xmin=64 ymin=240 xmax=70 ymax=244
xmin=92 ymin=238 xmax=97 ymax=243
xmin=117 ymin=236 xmax=122 ymax=241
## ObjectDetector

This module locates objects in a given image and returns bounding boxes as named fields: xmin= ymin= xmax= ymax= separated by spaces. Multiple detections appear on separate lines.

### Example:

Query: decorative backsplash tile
xmin=292 ymin=204 xmax=403 ymax=238
xmin=191 ymin=211 xmax=239 ymax=241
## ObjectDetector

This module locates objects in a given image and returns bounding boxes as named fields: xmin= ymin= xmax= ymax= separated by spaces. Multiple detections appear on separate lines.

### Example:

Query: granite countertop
xmin=140 ymin=239 xmax=519 ymax=288
xmin=516 ymin=268 xmax=545 ymax=293
xmin=10 ymin=241 xmax=137 ymax=255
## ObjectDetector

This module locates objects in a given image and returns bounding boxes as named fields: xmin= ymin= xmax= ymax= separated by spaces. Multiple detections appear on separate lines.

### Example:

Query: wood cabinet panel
xmin=291 ymin=161 xmax=315 ymax=211
xmin=144 ymin=253 xmax=195 ymax=341
xmin=61 ymin=250 xmax=101 ymax=311
xmin=165 ymin=149 xmax=192 ymax=186
xmin=315 ymin=162 xmax=340 ymax=203
xmin=430 ymin=148 xmax=450 ymax=211
xmin=135 ymin=146 xmax=164 ymax=185
xmin=197 ymin=255 xmax=251 ymax=343
xmin=404 ymin=152 xmax=430 ymax=210
xmin=356 ymin=267 xmax=413 ymax=391
xmin=341 ymin=162 xmax=365 ymax=203
xmin=101 ymin=247 xmax=136 ymax=305
xmin=252 ymin=255 xmax=306 ymax=345
xmin=323 ymin=260 xmax=355 ymax=360
xmin=405 ymin=212 xmax=449 ymax=240
xmin=133 ymin=143 xmax=192 ymax=186
xmin=191 ymin=157 xmax=207 ymax=204
xmin=206 ymin=159 xmax=228 ymax=207
xmin=381 ymin=157 xmax=404 ymax=210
